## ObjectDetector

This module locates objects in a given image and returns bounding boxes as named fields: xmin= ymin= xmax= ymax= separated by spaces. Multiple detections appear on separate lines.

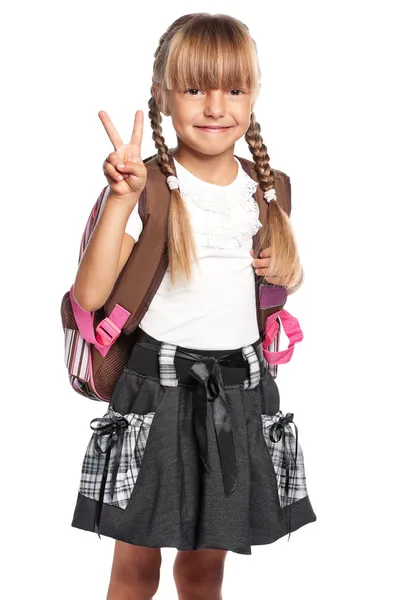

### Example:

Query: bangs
xmin=164 ymin=16 xmax=260 ymax=96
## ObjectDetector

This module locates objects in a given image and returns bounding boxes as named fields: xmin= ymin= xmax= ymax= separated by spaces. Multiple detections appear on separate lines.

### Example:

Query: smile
xmin=195 ymin=126 xmax=233 ymax=133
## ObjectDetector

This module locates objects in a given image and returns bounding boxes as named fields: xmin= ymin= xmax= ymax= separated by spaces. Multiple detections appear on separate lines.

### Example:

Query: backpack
xmin=61 ymin=154 xmax=303 ymax=402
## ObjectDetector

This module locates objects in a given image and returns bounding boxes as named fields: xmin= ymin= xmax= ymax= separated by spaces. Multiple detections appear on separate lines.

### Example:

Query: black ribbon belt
xmin=89 ymin=411 xmax=129 ymax=538
xmin=137 ymin=341 xmax=259 ymax=498
xmin=269 ymin=412 xmax=299 ymax=540
xmin=188 ymin=355 xmax=239 ymax=497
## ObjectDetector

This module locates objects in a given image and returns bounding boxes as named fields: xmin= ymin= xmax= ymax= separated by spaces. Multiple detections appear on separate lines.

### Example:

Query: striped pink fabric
xmin=78 ymin=186 xmax=109 ymax=262
xmin=65 ymin=327 xmax=90 ymax=380
xmin=264 ymin=328 xmax=280 ymax=379
xmin=64 ymin=186 xmax=112 ymax=402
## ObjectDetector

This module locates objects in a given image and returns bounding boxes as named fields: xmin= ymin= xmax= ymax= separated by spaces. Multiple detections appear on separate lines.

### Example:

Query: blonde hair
xmin=148 ymin=13 xmax=303 ymax=290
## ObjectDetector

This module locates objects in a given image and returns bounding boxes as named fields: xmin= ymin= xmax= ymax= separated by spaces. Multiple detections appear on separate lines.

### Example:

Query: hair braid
xmin=245 ymin=112 xmax=303 ymax=289
xmin=147 ymin=95 xmax=174 ymax=177
xmin=147 ymin=94 xmax=197 ymax=285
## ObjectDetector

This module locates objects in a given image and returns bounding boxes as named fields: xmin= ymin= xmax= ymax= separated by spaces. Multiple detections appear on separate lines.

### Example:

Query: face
xmin=157 ymin=85 xmax=254 ymax=156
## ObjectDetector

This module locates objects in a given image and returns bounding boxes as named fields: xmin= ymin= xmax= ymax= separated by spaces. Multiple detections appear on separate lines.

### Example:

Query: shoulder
xmin=143 ymin=154 xmax=165 ymax=179
xmin=236 ymin=155 xmax=290 ymax=184
xmin=236 ymin=155 xmax=291 ymax=216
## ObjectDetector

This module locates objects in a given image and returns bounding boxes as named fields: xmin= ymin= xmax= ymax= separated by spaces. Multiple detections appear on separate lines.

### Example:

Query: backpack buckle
xmin=95 ymin=317 xmax=121 ymax=347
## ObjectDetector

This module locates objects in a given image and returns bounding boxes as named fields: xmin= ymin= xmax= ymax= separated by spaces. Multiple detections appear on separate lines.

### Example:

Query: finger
xmin=129 ymin=110 xmax=144 ymax=155
xmin=103 ymin=160 xmax=126 ymax=182
xmin=259 ymin=247 xmax=271 ymax=258
xmin=255 ymin=268 xmax=269 ymax=276
xmin=115 ymin=154 xmax=144 ymax=168
xmin=106 ymin=151 xmax=125 ymax=168
xmin=105 ymin=153 xmax=129 ymax=177
xmin=252 ymin=257 xmax=270 ymax=268
xmin=98 ymin=110 xmax=124 ymax=150
xmin=256 ymin=270 xmax=281 ymax=283
xmin=116 ymin=159 xmax=145 ymax=176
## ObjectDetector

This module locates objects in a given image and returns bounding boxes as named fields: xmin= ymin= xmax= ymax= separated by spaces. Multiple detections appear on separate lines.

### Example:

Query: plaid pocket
xmin=261 ymin=410 xmax=308 ymax=508
xmin=79 ymin=406 xmax=155 ymax=509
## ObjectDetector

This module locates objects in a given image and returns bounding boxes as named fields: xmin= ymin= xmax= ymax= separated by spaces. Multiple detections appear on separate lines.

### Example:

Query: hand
xmin=250 ymin=247 xmax=287 ymax=286
xmin=99 ymin=109 xmax=147 ymax=198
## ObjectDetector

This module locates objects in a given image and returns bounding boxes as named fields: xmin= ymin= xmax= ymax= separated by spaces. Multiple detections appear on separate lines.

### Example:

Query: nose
xmin=203 ymin=90 xmax=226 ymax=119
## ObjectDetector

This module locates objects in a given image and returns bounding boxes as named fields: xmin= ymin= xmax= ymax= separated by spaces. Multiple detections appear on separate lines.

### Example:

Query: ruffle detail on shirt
xmin=193 ymin=197 xmax=262 ymax=248
xmin=174 ymin=158 xmax=262 ymax=248
xmin=187 ymin=174 xmax=258 ymax=214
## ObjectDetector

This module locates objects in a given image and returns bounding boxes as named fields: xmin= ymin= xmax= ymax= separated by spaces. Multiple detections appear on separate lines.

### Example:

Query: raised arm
xmin=73 ymin=110 xmax=147 ymax=311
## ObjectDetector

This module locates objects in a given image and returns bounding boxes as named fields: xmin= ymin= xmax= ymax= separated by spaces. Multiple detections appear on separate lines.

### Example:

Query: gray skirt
xmin=71 ymin=328 xmax=317 ymax=555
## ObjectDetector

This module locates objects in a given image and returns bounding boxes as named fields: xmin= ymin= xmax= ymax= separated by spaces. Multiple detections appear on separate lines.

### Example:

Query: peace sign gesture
xmin=99 ymin=109 xmax=147 ymax=199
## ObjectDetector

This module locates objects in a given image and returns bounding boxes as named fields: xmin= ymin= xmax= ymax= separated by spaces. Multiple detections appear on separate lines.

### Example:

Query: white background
xmin=2 ymin=0 xmax=397 ymax=598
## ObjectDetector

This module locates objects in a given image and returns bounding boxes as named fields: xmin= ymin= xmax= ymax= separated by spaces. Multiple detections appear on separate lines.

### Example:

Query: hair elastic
xmin=264 ymin=188 xmax=277 ymax=203
xmin=167 ymin=175 xmax=180 ymax=191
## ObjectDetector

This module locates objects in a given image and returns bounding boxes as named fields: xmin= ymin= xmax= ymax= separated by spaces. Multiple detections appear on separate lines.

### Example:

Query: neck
xmin=170 ymin=142 xmax=238 ymax=186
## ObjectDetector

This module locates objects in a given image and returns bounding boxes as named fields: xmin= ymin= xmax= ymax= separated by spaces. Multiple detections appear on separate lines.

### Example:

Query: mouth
xmin=195 ymin=126 xmax=233 ymax=133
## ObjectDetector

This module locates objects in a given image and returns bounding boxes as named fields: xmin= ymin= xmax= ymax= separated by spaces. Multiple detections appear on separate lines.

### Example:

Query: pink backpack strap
xmin=69 ymin=284 xmax=130 ymax=357
xmin=263 ymin=308 xmax=303 ymax=365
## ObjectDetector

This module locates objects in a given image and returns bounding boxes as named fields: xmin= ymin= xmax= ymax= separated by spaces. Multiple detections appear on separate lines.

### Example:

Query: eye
xmin=185 ymin=89 xmax=203 ymax=95
xmin=230 ymin=89 xmax=245 ymax=96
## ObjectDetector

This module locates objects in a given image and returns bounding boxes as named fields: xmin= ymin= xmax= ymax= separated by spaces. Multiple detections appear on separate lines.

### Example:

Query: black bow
xmin=89 ymin=411 xmax=129 ymax=538
xmin=269 ymin=412 xmax=298 ymax=540
xmin=188 ymin=356 xmax=239 ymax=497
xmin=136 ymin=341 xmax=248 ymax=498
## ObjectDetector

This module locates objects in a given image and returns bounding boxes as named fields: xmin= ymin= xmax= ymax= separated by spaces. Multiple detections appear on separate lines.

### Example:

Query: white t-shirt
xmin=125 ymin=156 xmax=262 ymax=350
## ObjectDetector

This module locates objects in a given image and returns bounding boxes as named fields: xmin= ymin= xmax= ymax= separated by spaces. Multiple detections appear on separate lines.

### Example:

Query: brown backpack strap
xmin=137 ymin=154 xmax=160 ymax=224
xmin=103 ymin=154 xmax=171 ymax=333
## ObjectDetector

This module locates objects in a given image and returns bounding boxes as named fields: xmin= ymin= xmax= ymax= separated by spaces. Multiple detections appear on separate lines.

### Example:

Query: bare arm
xmin=74 ymin=107 xmax=147 ymax=312
xmin=73 ymin=192 xmax=138 ymax=312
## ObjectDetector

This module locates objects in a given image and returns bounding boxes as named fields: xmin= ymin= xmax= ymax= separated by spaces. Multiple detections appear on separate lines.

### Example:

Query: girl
xmin=72 ymin=12 xmax=316 ymax=600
